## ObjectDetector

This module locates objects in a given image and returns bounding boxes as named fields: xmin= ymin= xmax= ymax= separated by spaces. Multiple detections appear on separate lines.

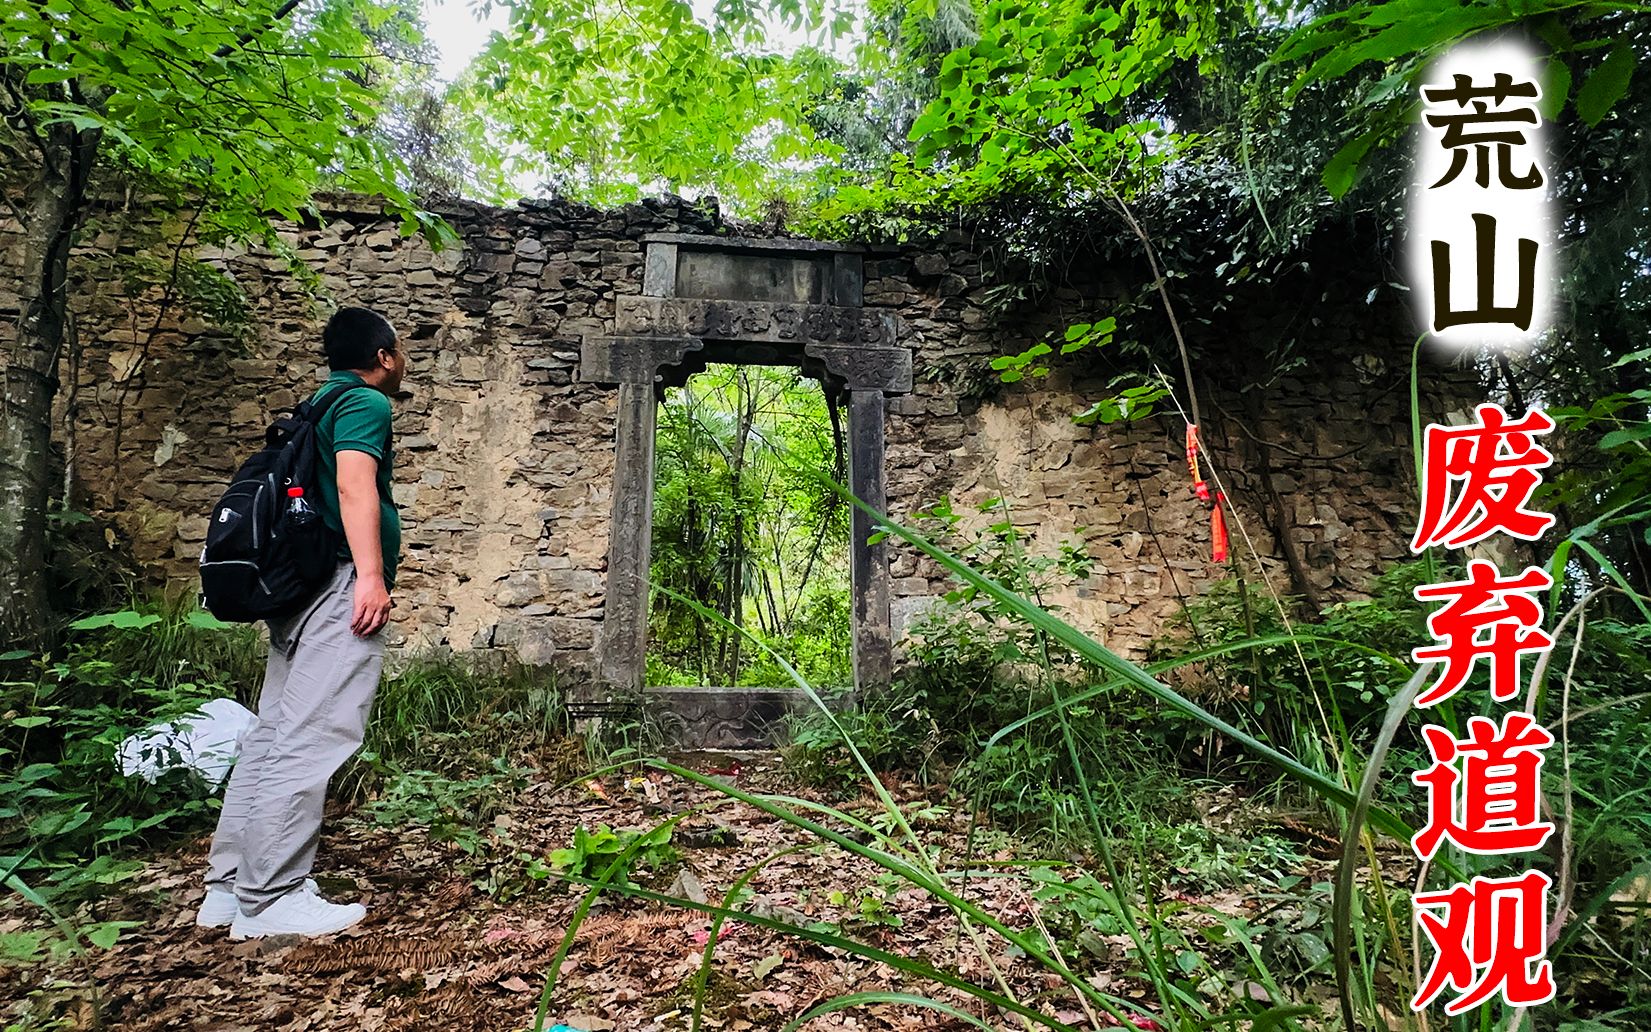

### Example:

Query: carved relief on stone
xmin=579 ymin=335 xmax=704 ymax=385
xmin=616 ymin=297 xmax=896 ymax=347
xmin=646 ymin=688 xmax=793 ymax=748
xmin=803 ymin=343 xmax=914 ymax=393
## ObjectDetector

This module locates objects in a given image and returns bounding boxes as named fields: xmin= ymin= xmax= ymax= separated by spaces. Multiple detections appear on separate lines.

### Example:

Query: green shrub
xmin=350 ymin=756 xmax=532 ymax=858
xmin=341 ymin=654 xmax=568 ymax=803
xmin=543 ymin=823 xmax=679 ymax=886
xmin=789 ymin=497 xmax=1185 ymax=835
xmin=2 ymin=600 xmax=263 ymax=910
xmin=2 ymin=602 xmax=574 ymax=943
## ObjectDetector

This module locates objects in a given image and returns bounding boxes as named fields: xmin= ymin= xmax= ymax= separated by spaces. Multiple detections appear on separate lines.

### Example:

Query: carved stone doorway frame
xmin=579 ymin=234 xmax=911 ymax=708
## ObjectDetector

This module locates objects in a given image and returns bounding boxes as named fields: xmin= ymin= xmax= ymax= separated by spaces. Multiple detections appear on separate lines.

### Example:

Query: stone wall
xmin=0 ymin=189 xmax=1469 ymax=681
xmin=871 ymin=245 xmax=1440 ymax=656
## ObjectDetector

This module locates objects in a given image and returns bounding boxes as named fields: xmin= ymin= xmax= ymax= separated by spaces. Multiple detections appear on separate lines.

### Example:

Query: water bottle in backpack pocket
xmin=199 ymin=385 xmax=369 ymax=622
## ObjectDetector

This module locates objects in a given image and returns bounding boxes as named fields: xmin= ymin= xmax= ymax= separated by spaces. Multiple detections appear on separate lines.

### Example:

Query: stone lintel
xmin=804 ymin=343 xmax=913 ymax=394
xmin=642 ymin=232 xmax=866 ymax=255
xmin=579 ymin=335 xmax=703 ymax=385
xmin=615 ymin=296 xmax=897 ymax=348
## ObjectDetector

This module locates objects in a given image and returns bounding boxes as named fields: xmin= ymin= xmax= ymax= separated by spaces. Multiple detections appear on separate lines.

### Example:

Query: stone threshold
xmin=644 ymin=684 xmax=854 ymax=749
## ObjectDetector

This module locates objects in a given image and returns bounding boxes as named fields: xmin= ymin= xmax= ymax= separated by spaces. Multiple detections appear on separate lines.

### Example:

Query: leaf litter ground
xmin=2 ymin=752 xmax=1347 ymax=1031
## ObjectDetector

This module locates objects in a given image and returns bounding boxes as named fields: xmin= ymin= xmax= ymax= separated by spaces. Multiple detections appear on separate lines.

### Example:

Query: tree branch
xmin=213 ymin=0 xmax=307 ymax=59
xmin=0 ymin=67 xmax=54 ymax=178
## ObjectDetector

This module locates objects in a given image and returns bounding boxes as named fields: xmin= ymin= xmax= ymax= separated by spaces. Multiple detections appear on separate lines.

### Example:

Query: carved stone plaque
xmin=676 ymin=250 xmax=831 ymax=305
xmin=616 ymin=297 xmax=897 ymax=347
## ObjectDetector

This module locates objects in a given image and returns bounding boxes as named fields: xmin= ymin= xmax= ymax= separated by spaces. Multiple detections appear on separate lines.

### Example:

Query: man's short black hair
xmin=323 ymin=307 xmax=397 ymax=371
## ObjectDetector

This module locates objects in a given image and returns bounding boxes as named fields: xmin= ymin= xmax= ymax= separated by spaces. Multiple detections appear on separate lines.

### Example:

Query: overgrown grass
xmin=1 ymin=596 xmax=576 ymax=969
xmin=2 ymin=597 xmax=262 ymax=912
xmin=340 ymin=655 xmax=569 ymax=804
xmin=10 ymin=416 xmax=1648 ymax=1031
xmin=547 ymin=484 xmax=1651 ymax=1032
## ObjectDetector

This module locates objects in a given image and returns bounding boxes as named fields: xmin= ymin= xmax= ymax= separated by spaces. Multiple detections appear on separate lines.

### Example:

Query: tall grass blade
xmin=554 ymin=873 xmax=1084 ymax=1032
xmin=985 ymin=632 xmax=1409 ymax=746
xmin=831 ymin=483 xmax=1411 ymax=838
xmin=781 ymin=991 xmax=1000 ymax=1030
xmin=652 ymin=759 xmax=1132 ymax=1021
xmin=533 ymin=808 xmax=701 ymax=1031
xmin=1571 ymin=540 xmax=1651 ymax=622
xmin=690 ymin=846 xmax=808 ymax=1032
xmin=1334 ymin=662 xmax=1432 ymax=1031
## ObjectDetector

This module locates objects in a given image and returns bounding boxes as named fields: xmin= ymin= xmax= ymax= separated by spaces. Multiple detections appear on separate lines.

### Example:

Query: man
xmin=196 ymin=306 xmax=405 ymax=938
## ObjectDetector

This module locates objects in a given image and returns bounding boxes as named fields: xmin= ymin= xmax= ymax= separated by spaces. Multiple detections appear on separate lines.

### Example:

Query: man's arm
xmin=337 ymin=449 xmax=391 ymax=637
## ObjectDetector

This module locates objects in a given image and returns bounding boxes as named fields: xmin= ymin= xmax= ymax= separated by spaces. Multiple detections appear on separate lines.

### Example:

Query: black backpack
xmin=198 ymin=383 xmax=371 ymax=622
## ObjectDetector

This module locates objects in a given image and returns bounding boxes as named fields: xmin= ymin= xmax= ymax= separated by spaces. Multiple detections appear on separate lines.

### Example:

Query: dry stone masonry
xmin=1 ymin=189 xmax=1470 ymax=721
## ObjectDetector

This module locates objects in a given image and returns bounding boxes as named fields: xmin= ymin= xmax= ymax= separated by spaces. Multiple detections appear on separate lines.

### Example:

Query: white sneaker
xmin=196 ymin=878 xmax=320 ymax=928
xmin=228 ymin=882 xmax=365 ymax=939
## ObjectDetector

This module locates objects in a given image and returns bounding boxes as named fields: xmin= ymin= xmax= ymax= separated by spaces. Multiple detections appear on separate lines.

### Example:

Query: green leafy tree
xmin=452 ymin=0 xmax=856 ymax=213
xmin=355 ymin=0 xmax=512 ymax=203
xmin=1268 ymin=1 xmax=1651 ymax=592
xmin=801 ymin=0 xmax=978 ymax=178
xmin=813 ymin=0 xmax=1230 ymax=222
xmin=649 ymin=365 xmax=850 ymax=687
xmin=0 ymin=0 xmax=456 ymax=647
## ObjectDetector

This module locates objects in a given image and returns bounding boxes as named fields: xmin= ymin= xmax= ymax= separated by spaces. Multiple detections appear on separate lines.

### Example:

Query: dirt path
xmin=4 ymin=754 xmax=1320 ymax=1031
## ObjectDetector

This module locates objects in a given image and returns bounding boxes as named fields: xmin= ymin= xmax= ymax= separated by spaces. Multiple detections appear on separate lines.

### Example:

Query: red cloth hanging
xmin=1185 ymin=424 xmax=1210 ymax=502
xmin=1185 ymin=423 xmax=1228 ymax=563
xmin=1210 ymin=491 xmax=1229 ymax=563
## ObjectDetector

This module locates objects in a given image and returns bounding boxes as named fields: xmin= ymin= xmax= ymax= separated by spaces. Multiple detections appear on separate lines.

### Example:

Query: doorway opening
xmin=644 ymin=362 xmax=852 ymax=691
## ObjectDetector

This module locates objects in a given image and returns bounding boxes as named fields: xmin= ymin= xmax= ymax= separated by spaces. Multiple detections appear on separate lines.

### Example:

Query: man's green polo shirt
xmin=310 ymin=371 xmax=400 ymax=589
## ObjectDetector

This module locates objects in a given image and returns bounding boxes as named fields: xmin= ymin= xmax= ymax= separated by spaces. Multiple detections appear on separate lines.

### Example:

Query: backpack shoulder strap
xmin=263 ymin=383 xmax=378 ymax=450
xmin=300 ymin=382 xmax=393 ymax=461
xmin=299 ymin=382 xmax=374 ymax=426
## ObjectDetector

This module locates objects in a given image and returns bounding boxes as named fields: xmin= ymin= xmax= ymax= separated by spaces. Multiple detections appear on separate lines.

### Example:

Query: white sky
xmin=422 ymin=0 xmax=512 ymax=83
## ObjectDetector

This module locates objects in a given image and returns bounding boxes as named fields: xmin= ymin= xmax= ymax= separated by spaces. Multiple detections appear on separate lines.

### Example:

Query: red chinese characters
xmin=1411 ymin=560 xmax=1554 ymax=707
xmin=1405 ymin=396 xmax=1559 ymax=1016
xmin=1411 ymin=712 xmax=1556 ymax=859
xmin=1411 ymin=403 xmax=1555 ymax=552
xmin=1413 ymin=871 xmax=1558 ymax=1013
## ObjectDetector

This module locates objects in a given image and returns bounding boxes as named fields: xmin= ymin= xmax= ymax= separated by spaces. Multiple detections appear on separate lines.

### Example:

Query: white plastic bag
xmin=116 ymin=698 xmax=257 ymax=791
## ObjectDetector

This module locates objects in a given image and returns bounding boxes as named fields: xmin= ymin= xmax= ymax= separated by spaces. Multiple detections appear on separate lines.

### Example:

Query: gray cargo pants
xmin=205 ymin=562 xmax=383 ymax=914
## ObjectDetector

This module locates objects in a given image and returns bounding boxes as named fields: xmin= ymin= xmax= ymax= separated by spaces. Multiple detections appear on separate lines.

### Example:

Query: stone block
xmin=545 ymin=568 xmax=604 ymax=596
xmin=913 ymin=253 xmax=947 ymax=276
xmin=496 ymin=615 xmax=598 ymax=664
xmin=540 ymin=262 xmax=580 ymax=286
xmin=495 ymin=571 xmax=543 ymax=607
